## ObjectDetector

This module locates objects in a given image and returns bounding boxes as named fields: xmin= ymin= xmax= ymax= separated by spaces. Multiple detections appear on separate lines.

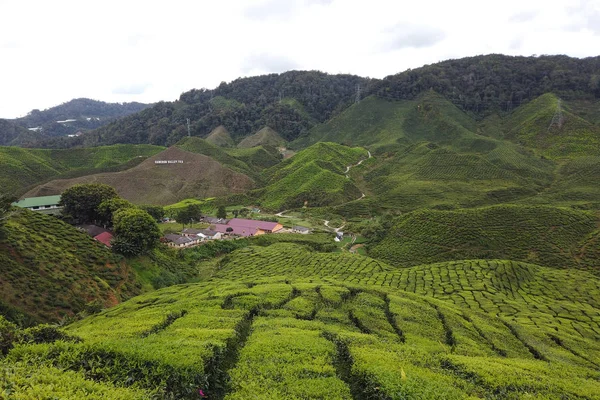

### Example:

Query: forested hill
xmin=375 ymin=54 xmax=600 ymax=115
xmin=80 ymin=71 xmax=371 ymax=148
xmin=8 ymin=98 xmax=150 ymax=144
xmin=20 ymin=54 xmax=600 ymax=149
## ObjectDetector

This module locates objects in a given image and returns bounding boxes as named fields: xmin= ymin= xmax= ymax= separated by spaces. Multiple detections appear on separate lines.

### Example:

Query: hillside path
xmin=324 ymin=220 xmax=345 ymax=232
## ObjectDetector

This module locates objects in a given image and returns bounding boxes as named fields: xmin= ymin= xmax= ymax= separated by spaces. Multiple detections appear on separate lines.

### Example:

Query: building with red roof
xmin=227 ymin=218 xmax=283 ymax=234
xmin=94 ymin=232 xmax=114 ymax=248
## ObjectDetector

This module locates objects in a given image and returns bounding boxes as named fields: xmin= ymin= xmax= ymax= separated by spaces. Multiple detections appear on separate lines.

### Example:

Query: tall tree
xmin=112 ymin=208 xmax=160 ymax=256
xmin=97 ymin=198 xmax=135 ymax=227
xmin=0 ymin=192 xmax=16 ymax=237
xmin=216 ymin=206 xmax=227 ymax=219
xmin=60 ymin=183 xmax=118 ymax=224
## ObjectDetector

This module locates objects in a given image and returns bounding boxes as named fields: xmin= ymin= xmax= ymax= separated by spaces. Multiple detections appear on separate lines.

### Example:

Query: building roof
xmin=94 ymin=232 xmax=113 ymax=248
xmin=182 ymin=228 xmax=204 ymax=235
xmin=212 ymin=223 xmax=257 ymax=237
xmin=293 ymin=226 xmax=310 ymax=232
xmin=12 ymin=195 xmax=61 ymax=209
xmin=78 ymin=224 xmax=111 ymax=237
xmin=164 ymin=234 xmax=194 ymax=245
xmin=204 ymin=217 xmax=229 ymax=225
xmin=199 ymin=229 xmax=219 ymax=237
xmin=228 ymin=218 xmax=282 ymax=232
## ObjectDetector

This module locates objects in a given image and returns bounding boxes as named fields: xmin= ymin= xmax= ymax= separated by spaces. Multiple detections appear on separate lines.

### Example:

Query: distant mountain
xmin=12 ymin=98 xmax=151 ymax=141
xmin=375 ymin=54 xmax=600 ymax=116
xmin=0 ymin=119 xmax=42 ymax=146
xmin=66 ymin=71 xmax=372 ymax=148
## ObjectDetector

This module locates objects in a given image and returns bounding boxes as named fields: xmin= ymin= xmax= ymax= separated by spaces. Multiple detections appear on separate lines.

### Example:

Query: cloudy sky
xmin=1 ymin=0 xmax=599 ymax=118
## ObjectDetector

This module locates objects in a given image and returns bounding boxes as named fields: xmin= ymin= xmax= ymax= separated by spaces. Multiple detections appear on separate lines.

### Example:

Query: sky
xmin=1 ymin=0 xmax=599 ymax=119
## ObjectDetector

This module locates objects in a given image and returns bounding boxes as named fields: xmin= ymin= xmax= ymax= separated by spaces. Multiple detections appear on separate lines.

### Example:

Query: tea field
xmin=3 ymin=238 xmax=600 ymax=399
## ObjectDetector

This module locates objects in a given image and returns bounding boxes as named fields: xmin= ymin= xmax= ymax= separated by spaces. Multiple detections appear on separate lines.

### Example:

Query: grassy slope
xmin=237 ymin=126 xmax=286 ymax=149
xmin=501 ymin=93 xmax=600 ymax=158
xmin=369 ymin=205 xmax=600 ymax=271
xmin=295 ymin=91 xmax=600 ymax=212
xmin=0 ymin=210 xmax=140 ymax=324
xmin=0 ymin=144 xmax=164 ymax=195
xmin=360 ymin=92 xmax=556 ymax=210
xmin=292 ymin=95 xmax=415 ymax=152
xmin=7 ymin=240 xmax=599 ymax=399
xmin=257 ymin=142 xmax=368 ymax=210
xmin=204 ymin=125 xmax=235 ymax=147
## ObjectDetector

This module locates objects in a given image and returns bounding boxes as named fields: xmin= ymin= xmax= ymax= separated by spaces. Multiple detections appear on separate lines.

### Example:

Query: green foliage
xmin=216 ymin=205 xmax=227 ymax=219
xmin=60 ymin=183 xmax=119 ymax=224
xmin=113 ymin=208 xmax=160 ymax=256
xmin=256 ymin=142 xmax=368 ymax=210
xmin=0 ymin=316 xmax=17 ymax=355
xmin=377 ymin=54 xmax=600 ymax=116
xmin=97 ymin=197 xmax=135 ymax=226
xmin=368 ymin=205 xmax=600 ymax=270
xmin=7 ymin=247 xmax=598 ymax=398
xmin=138 ymin=204 xmax=165 ymax=222
xmin=0 ymin=144 xmax=164 ymax=195
xmin=0 ymin=361 xmax=149 ymax=399
xmin=0 ymin=209 xmax=140 ymax=323
xmin=236 ymin=126 xmax=286 ymax=149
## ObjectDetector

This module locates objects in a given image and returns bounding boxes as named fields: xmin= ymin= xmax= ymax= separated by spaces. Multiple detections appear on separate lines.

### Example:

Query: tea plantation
xmin=3 ymin=239 xmax=599 ymax=399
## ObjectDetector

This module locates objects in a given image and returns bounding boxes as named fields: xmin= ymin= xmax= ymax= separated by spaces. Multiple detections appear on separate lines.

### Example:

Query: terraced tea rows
xmin=5 ymin=239 xmax=600 ymax=399
xmin=369 ymin=205 xmax=600 ymax=270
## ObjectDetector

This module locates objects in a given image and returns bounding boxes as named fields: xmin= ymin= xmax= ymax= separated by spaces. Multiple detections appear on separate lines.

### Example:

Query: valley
xmin=1 ymin=54 xmax=599 ymax=399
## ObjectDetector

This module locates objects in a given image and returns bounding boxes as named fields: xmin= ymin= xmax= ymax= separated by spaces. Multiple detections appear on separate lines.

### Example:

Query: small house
xmin=163 ymin=234 xmax=197 ymax=248
xmin=292 ymin=226 xmax=310 ymax=234
xmin=94 ymin=232 xmax=114 ymax=248
xmin=12 ymin=195 xmax=62 ymax=215
xmin=198 ymin=229 xmax=222 ymax=240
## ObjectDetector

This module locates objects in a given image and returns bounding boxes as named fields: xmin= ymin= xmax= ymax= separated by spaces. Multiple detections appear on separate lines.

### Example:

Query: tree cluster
xmin=59 ymin=183 xmax=162 ymax=256
xmin=375 ymin=54 xmax=600 ymax=116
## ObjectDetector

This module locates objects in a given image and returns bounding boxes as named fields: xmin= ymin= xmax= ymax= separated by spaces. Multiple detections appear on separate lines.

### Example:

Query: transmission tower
xmin=186 ymin=118 xmax=191 ymax=137
xmin=548 ymin=98 xmax=564 ymax=131
xmin=355 ymin=84 xmax=362 ymax=104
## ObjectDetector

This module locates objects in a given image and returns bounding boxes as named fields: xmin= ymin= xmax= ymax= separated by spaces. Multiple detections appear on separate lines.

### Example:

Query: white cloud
xmin=0 ymin=0 xmax=599 ymax=118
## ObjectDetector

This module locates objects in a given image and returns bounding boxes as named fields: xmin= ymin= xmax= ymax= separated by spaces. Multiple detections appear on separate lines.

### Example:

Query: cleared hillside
xmin=0 ymin=209 xmax=140 ymax=324
xmin=23 ymin=147 xmax=255 ymax=205
xmin=4 ymin=240 xmax=599 ymax=398
xmin=368 ymin=205 xmax=600 ymax=271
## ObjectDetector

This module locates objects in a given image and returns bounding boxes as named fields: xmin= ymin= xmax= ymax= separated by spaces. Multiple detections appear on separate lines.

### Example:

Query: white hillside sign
xmin=155 ymin=160 xmax=184 ymax=164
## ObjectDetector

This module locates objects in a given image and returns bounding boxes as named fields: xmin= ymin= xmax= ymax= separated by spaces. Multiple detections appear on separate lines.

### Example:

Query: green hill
xmin=368 ymin=205 xmax=600 ymax=271
xmin=204 ymin=125 xmax=235 ymax=147
xmin=256 ymin=142 xmax=368 ymax=210
xmin=500 ymin=93 xmax=600 ymax=158
xmin=292 ymin=95 xmax=414 ymax=152
xmin=4 ymin=240 xmax=599 ymax=399
xmin=175 ymin=137 xmax=254 ymax=174
xmin=356 ymin=93 xmax=555 ymax=210
xmin=0 ymin=209 xmax=140 ymax=324
xmin=237 ymin=126 xmax=286 ymax=149
xmin=0 ymin=144 xmax=164 ymax=196
xmin=0 ymin=119 xmax=42 ymax=146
